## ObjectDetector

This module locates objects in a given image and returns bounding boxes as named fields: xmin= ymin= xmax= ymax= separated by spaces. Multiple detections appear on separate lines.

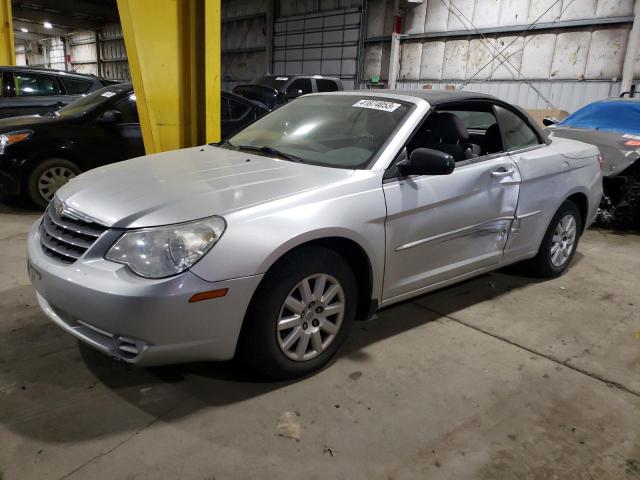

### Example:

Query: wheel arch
xmin=565 ymin=191 xmax=589 ymax=234
xmin=255 ymin=235 xmax=376 ymax=321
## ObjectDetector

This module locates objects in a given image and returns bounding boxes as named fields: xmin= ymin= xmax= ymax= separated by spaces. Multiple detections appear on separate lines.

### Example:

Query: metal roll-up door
xmin=273 ymin=8 xmax=362 ymax=89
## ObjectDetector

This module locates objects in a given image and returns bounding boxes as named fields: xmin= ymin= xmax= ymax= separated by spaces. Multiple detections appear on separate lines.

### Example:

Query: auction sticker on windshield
xmin=353 ymin=99 xmax=401 ymax=112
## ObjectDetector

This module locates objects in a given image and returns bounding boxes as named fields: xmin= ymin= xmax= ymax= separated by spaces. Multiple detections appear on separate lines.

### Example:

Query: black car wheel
xmin=240 ymin=246 xmax=357 ymax=379
xmin=27 ymin=158 xmax=81 ymax=209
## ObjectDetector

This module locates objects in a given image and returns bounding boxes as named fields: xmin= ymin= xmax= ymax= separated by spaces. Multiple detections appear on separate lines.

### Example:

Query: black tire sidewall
xmin=242 ymin=246 xmax=357 ymax=379
xmin=26 ymin=158 xmax=81 ymax=209
xmin=535 ymin=200 xmax=582 ymax=277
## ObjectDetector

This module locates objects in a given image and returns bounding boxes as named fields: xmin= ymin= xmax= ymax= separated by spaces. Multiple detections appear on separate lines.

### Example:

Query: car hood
xmin=0 ymin=113 xmax=58 ymax=132
xmin=55 ymin=145 xmax=355 ymax=228
xmin=548 ymin=127 xmax=640 ymax=177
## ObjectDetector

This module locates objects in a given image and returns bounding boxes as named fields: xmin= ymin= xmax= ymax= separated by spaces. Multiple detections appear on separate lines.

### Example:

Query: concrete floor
xmin=0 ymin=198 xmax=639 ymax=480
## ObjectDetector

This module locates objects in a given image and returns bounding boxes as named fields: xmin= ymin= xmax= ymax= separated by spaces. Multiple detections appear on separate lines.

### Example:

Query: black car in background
xmin=0 ymin=66 xmax=116 ymax=119
xmin=233 ymin=74 xmax=343 ymax=110
xmin=0 ymin=84 xmax=269 ymax=207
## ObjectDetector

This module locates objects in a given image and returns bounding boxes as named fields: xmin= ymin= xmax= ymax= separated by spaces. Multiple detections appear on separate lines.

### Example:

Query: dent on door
xmin=382 ymin=156 xmax=521 ymax=301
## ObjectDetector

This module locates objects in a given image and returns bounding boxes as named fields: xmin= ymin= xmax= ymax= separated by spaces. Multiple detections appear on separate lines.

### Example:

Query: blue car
xmin=546 ymin=98 xmax=640 ymax=229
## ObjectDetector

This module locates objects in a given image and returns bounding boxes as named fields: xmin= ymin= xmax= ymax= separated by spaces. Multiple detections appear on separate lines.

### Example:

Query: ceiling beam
xmin=13 ymin=30 xmax=48 ymax=42
xmin=11 ymin=0 xmax=118 ymax=22
xmin=12 ymin=19 xmax=69 ymax=36
xmin=11 ymin=5 xmax=101 ymax=30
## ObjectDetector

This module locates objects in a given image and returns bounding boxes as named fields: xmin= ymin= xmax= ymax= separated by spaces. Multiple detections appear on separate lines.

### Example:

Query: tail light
xmin=597 ymin=154 xmax=605 ymax=170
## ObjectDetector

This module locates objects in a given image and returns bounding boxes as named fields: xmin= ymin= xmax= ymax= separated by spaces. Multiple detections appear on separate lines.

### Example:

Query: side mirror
xmin=96 ymin=110 xmax=122 ymax=125
xmin=286 ymin=89 xmax=303 ymax=100
xmin=542 ymin=116 xmax=559 ymax=126
xmin=398 ymin=148 xmax=455 ymax=176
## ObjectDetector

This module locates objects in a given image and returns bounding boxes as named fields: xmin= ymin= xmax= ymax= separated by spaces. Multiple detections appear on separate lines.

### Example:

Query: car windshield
xmin=558 ymin=100 xmax=640 ymax=135
xmin=56 ymin=84 xmax=131 ymax=118
xmin=226 ymin=95 xmax=413 ymax=169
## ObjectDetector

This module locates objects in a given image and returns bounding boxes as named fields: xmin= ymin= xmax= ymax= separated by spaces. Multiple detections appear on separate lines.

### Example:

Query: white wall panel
xmin=596 ymin=0 xmax=634 ymax=17
xmin=550 ymin=31 xmax=591 ymax=79
xmin=443 ymin=40 xmax=469 ymax=79
xmin=520 ymin=33 xmax=556 ymax=78
xmin=528 ymin=0 xmax=562 ymax=23
xmin=420 ymin=41 xmax=445 ymax=79
xmin=499 ymin=0 xmax=530 ymax=26
xmin=424 ymin=0 xmax=450 ymax=32
xmin=585 ymin=27 xmax=628 ymax=80
xmin=447 ymin=0 xmax=476 ymax=31
xmin=560 ymin=0 xmax=597 ymax=21
xmin=491 ymin=35 xmax=523 ymax=80
xmin=466 ymin=38 xmax=495 ymax=79
xmin=404 ymin=1 xmax=427 ymax=34
xmin=399 ymin=42 xmax=422 ymax=80
xmin=472 ymin=0 xmax=502 ymax=29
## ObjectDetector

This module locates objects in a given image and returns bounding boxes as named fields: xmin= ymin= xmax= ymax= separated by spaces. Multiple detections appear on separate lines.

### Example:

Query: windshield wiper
xmin=234 ymin=144 xmax=305 ymax=163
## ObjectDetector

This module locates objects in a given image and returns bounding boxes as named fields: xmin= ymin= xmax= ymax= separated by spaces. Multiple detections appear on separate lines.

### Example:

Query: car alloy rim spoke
xmin=550 ymin=214 xmax=576 ymax=267
xmin=319 ymin=318 xmax=338 ymax=334
xmin=284 ymin=296 xmax=305 ymax=314
xmin=295 ymin=333 xmax=310 ymax=359
xmin=282 ymin=326 xmax=302 ymax=350
xmin=277 ymin=273 xmax=345 ymax=362
xmin=277 ymin=314 xmax=301 ymax=331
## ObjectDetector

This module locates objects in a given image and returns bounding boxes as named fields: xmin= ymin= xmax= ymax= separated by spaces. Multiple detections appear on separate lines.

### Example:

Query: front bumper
xmin=27 ymin=220 xmax=263 ymax=366
xmin=0 ymin=157 xmax=25 ymax=196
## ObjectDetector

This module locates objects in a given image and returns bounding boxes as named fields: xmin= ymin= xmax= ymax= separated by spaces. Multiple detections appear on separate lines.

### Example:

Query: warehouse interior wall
xmin=364 ymin=0 xmax=640 ymax=111
xmin=14 ymin=23 xmax=129 ymax=82
xmin=10 ymin=0 xmax=640 ymax=111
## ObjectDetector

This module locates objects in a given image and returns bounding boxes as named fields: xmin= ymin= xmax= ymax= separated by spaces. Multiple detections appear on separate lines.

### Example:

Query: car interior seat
xmin=483 ymin=123 xmax=503 ymax=155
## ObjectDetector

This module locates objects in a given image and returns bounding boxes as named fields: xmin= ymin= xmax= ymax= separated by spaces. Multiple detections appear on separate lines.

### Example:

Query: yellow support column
xmin=0 ymin=0 xmax=15 ymax=65
xmin=116 ymin=0 xmax=221 ymax=154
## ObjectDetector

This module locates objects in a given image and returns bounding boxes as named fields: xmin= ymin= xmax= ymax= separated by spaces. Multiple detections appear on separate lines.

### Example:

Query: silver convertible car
xmin=27 ymin=91 xmax=603 ymax=378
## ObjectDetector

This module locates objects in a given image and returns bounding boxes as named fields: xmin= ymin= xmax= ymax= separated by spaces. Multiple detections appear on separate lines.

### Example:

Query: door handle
xmin=491 ymin=168 xmax=516 ymax=178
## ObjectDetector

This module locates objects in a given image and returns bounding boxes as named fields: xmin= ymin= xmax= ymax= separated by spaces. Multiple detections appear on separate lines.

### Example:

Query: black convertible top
xmin=368 ymin=89 xmax=551 ymax=145
xmin=381 ymin=89 xmax=498 ymax=105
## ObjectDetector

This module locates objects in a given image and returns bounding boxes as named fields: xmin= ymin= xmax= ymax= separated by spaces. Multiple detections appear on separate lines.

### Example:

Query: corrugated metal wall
xmin=222 ymin=0 xmax=269 ymax=90
xmin=363 ymin=0 xmax=639 ymax=111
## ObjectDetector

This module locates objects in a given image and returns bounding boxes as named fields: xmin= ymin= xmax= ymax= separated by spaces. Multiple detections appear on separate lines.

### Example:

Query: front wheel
xmin=529 ymin=200 xmax=582 ymax=278
xmin=240 ymin=246 xmax=357 ymax=379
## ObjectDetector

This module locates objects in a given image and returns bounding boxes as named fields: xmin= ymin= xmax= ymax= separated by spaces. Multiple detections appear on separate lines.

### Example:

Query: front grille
xmin=39 ymin=203 xmax=108 ymax=264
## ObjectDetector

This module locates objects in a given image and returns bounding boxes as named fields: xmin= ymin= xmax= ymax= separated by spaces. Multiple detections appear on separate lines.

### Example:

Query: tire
xmin=26 ymin=158 xmax=81 ymax=209
xmin=529 ymin=200 xmax=582 ymax=278
xmin=240 ymin=246 xmax=357 ymax=379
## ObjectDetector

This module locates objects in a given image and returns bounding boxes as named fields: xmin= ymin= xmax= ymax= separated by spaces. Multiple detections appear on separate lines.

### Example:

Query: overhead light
xmin=43 ymin=22 xmax=53 ymax=29
xmin=20 ymin=28 xmax=28 ymax=33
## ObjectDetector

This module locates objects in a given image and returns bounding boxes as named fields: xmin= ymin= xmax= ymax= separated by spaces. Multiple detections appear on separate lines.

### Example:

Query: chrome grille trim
xmin=39 ymin=202 xmax=108 ymax=264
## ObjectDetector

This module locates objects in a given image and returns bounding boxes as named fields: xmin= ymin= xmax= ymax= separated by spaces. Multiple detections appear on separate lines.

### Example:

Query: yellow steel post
xmin=205 ymin=0 xmax=221 ymax=144
xmin=0 ymin=0 xmax=15 ymax=66
xmin=116 ymin=0 xmax=221 ymax=154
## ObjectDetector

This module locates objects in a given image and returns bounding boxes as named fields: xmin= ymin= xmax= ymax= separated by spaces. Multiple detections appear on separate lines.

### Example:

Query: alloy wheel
xmin=276 ymin=273 xmax=345 ymax=362
xmin=550 ymin=214 xmax=577 ymax=268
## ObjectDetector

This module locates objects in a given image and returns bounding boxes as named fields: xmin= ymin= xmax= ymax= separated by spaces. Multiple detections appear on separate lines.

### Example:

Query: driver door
xmin=382 ymin=104 xmax=521 ymax=301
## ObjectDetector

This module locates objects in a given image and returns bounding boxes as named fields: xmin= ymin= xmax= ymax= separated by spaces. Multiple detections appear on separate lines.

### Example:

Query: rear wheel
xmin=240 ymin=246 xmax=357 ymax=379
xmin=27 ymin=158 xmax=81 ymax=209
xmin=529 ymin=200 xmax=582 ymax=278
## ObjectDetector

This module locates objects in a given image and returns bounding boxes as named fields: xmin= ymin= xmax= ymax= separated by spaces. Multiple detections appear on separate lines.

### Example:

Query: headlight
xmin=105 ymin=216 xmax=226 ymax=278
xmin=0 ymin=130 xmax=33 ymax=154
